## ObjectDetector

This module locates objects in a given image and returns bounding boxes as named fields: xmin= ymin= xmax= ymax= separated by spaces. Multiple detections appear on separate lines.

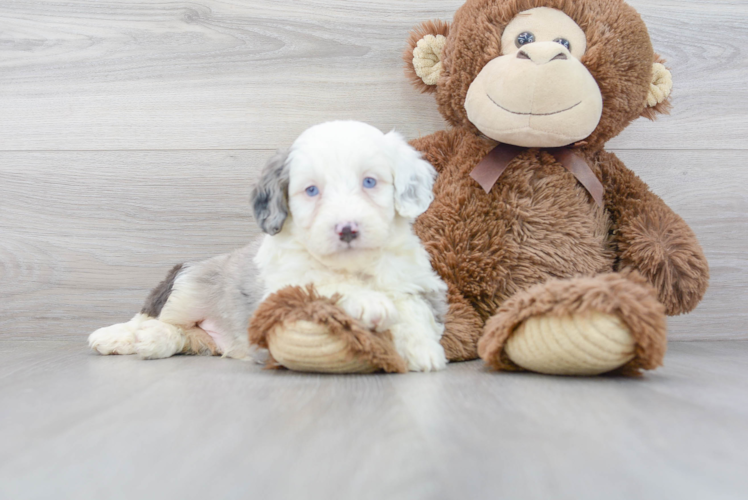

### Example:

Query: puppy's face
xmin=288 ymin=129 xmax=397 ymax=257
xmin=252 ymin=121 xmax=436 ymax=262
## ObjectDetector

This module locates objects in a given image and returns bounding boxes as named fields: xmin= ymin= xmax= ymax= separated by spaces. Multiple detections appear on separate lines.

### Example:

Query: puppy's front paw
xmin=134 ymin=320 xmax=185 ymax=359
xmin=339 ymin=293 xmax=399 ymax=332
xmin=399 ymin=337 xmax=447 ymax=372
xmin=89 ymin=317 xmax=143 ymax=355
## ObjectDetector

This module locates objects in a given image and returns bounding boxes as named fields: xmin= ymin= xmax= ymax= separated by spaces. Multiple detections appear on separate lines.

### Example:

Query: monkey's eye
xmin=305 ymin=185 xmax=319 ymax=197
xmin=516 ymin=32 xmax=535 ymax=47
xmin=554 ymin=38 xmax=571 ymax=51
xmin=362 ymin=177 xmax=377 ymax=189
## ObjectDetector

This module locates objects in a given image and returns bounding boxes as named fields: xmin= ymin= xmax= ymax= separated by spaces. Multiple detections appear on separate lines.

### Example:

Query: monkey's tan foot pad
xmin=505 ymin=311 xmax=634 ymax=376
xmin=248 ymin=285 xmax=407 ymax=374
xmin=266 ymin=321 xmax=379 ymax=373
xmin=478 ymin=271 xmax=668 ymax=376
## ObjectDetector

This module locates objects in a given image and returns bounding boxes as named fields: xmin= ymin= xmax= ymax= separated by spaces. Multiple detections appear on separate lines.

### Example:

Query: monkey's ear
xmin=642 ymin=54 xmax=673 ymax=120
xmin=404 ymin=20 xmax=451 ymax=94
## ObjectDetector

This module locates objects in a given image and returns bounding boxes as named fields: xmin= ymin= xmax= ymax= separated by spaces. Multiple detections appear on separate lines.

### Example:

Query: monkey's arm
xmin=409 ymin=130 xmax=456 ymax=174
xmin=596 ymin=150 xmax=709 ymax=315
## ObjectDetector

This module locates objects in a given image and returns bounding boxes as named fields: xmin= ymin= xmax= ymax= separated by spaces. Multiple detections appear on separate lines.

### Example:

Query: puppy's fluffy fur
xmin=89 ymin=121 xmax=448 ymax=371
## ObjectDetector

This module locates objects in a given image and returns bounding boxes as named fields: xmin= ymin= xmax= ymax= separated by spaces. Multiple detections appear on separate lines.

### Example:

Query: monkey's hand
xmin=599 ymin=151 xmax=709 ymax=315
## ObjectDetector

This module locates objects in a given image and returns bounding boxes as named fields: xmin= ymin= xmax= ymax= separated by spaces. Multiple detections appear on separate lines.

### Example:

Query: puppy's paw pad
xmin=361 ymin=300 xmax=399 ymax=332
xmin=339 ymin=294 xmax=399 ymax=332
xmin=134 ymin=320 xmax=184 ymax=360
xmin=403 ymin=339 xmax=447 ymax=372
xmin=89 ymin=324 xmax=137 ymax=355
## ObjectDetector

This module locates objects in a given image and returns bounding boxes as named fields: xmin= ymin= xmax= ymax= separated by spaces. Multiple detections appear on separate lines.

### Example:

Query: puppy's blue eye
xmin=363 ymin=177 xmax=377 ymax=189
xmin=305 ymin=186 xmax=319 ymax=197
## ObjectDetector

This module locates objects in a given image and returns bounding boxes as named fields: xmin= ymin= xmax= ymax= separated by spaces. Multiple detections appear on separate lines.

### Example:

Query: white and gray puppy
xmin=89 ymin=121 xmax=448 ymax=371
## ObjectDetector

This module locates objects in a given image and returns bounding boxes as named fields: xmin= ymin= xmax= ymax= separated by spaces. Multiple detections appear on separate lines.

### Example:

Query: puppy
xmin=253 ymin=121 xmax=448 ymax=371
xmin=89 ymin=121 xmax=447 ymax=371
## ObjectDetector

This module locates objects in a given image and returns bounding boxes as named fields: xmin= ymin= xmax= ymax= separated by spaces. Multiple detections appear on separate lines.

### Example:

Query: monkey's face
xmin=406 ymin=0 xmax=672 ymax=148
xmin=464 ymin=7 xmax=603 ymax=148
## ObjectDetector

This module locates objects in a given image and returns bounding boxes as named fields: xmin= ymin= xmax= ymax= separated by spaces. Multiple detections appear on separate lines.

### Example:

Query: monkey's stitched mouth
xmin=487 ymin=94 xmax=582 ymax=116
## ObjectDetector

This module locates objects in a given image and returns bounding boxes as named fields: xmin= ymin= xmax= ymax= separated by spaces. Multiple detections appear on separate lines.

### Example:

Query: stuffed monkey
xmin=404 ymin=0 xmax=709 ymax=375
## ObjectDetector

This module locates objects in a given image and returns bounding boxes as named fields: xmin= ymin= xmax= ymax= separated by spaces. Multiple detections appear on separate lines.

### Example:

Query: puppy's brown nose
xmin=336 ymin=222 xmax=359 ymax=243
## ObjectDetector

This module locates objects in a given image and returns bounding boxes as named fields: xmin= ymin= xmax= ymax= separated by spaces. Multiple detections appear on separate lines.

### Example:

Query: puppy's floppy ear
xmin=385 ymin=131 xmax=436 ymax=219
xmin=250 ymin=149 xmax=291 ymax=235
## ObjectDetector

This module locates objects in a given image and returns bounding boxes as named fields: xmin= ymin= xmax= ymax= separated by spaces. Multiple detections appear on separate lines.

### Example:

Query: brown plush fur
xmin=404 ymin=0 xmax=709 ymax=371
xmin=249 ymin=286 xmax=408 ymax=373
xmin=478 ymin=271 xmax=667 ymax=375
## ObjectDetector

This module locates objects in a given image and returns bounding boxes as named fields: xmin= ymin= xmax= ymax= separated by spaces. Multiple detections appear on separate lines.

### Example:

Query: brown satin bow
xmin=469 ymin=144 xmax=604 ymax=207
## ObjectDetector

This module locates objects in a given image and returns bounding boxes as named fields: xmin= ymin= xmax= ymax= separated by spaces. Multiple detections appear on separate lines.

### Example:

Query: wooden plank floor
xmin=1 ymin=340 xmax=747 ymax=500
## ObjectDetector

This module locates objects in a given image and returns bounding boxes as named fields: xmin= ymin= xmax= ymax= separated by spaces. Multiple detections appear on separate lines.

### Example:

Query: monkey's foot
xmin=249 ymin=286 xmax=407 ymax=374
xmin=267 ymin=320 xmax=380 ymax=373
xmin=505 ymin=311 xmax=635 ymax=375
xmin=478 ymin=271 xmax=667 ymax=376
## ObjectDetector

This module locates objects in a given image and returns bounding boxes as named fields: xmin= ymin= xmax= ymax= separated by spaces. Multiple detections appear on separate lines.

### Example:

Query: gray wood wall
xmin=1 ymin=0 xmax=745 ymax=341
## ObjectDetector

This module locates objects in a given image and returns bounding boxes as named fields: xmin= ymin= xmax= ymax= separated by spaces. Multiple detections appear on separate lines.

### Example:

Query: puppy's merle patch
xmin=251 ymin=150 xmax=291 ymax=235
xmin=141 ymin=263 xmax=184 ymax=318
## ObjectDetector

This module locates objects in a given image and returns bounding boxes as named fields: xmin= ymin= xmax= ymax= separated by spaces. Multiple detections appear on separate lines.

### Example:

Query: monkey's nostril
xmin=517 ymin=48 xmax=568 ymax=65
